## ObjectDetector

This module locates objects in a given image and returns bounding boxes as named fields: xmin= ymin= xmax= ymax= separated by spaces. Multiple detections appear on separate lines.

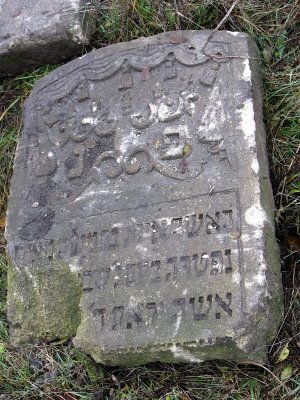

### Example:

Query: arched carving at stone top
xmin=23 ymin=34 xmax=233 ymax=206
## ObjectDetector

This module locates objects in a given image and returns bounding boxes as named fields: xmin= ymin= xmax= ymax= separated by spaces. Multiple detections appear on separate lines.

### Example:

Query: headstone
xmin=0 ymin=0 xmax=94 ymax=77
xmin=6 ymin=31 xmax=283 ymax=366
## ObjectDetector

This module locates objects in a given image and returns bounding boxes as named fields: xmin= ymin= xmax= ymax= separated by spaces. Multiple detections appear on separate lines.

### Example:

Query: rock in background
xmin=0 ymin=0 xmax=94 ymax=77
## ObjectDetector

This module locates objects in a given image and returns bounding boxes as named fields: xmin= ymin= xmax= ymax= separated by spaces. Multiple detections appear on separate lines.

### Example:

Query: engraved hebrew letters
xmin=28 ymin=44 xmax=233 ymax=204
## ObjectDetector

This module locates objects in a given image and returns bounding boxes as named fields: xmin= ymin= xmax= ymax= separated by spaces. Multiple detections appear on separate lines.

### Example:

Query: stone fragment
xmin=0 ymin=0 xmax=94 ymax=77
xmin=6 ymin=31 xmax=283 ymax=366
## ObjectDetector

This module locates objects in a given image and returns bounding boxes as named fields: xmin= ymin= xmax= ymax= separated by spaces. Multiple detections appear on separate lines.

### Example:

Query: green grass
xmin=0 ymin=0 xmax=299 ymax=399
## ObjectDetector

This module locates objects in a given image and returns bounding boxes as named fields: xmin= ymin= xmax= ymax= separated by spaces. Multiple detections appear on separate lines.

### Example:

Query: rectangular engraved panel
xmin=6 ymin=31 xmax=283 ymax=365
xmin=78 ymin=189 xmax=243 ymax=349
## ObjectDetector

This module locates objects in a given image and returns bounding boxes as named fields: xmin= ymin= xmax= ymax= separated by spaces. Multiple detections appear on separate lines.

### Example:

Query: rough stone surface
xmin=0 ymin=0 xmax=94 ymax=77
xmin=6 ymin=31 xmax=283 ymax=366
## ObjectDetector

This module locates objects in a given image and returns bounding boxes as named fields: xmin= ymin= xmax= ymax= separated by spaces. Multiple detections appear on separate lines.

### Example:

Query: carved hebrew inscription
xmin=74 ymin=189 xmax=243 ymax=347
xmin=88 ymin=292 xmax=233 ymax=332
xmin=22 ymin=40 xmax=235 ymax=210
xmin=14 ymin=185 xmax=244 ymax=348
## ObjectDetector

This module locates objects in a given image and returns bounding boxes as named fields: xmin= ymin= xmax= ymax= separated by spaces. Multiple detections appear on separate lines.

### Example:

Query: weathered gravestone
xmin=0 ymin=0 xmax=94 ymax=77
xmin=6 ymin=31 xmax=283 ymax=366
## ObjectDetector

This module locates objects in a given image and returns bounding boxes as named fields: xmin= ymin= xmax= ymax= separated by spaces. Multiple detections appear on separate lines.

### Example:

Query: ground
xmin=0 ymin=0 xmax=299 ymax=399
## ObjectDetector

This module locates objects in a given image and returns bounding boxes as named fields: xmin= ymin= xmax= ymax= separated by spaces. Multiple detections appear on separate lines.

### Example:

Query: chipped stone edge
xmin=233 ymin=37 xmax=283 ymax=359
xmin=6 ymin=257 xmax=82 ymax=346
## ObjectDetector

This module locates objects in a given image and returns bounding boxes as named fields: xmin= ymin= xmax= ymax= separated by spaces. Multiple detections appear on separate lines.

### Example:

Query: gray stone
xmin=0 ymin=0 xmax=94 ymax=77
xmin=6 ymin=31 xmax=283 ymax=366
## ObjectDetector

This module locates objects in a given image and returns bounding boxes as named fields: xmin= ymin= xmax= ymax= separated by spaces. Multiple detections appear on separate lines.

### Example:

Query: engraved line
xmin=52 ymin=188 xmax=239 ymax=225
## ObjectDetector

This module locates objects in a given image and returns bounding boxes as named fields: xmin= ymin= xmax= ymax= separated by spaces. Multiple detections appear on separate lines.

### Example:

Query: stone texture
xmin=0 ymin=0 xmax=94 ymax=77
xmin=6 ymin=31 xmax=283 ymax=366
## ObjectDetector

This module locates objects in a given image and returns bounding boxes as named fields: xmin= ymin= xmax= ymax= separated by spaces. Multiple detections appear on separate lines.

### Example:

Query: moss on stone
xmin=7 ymin=258 xmax=82 ymax=345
